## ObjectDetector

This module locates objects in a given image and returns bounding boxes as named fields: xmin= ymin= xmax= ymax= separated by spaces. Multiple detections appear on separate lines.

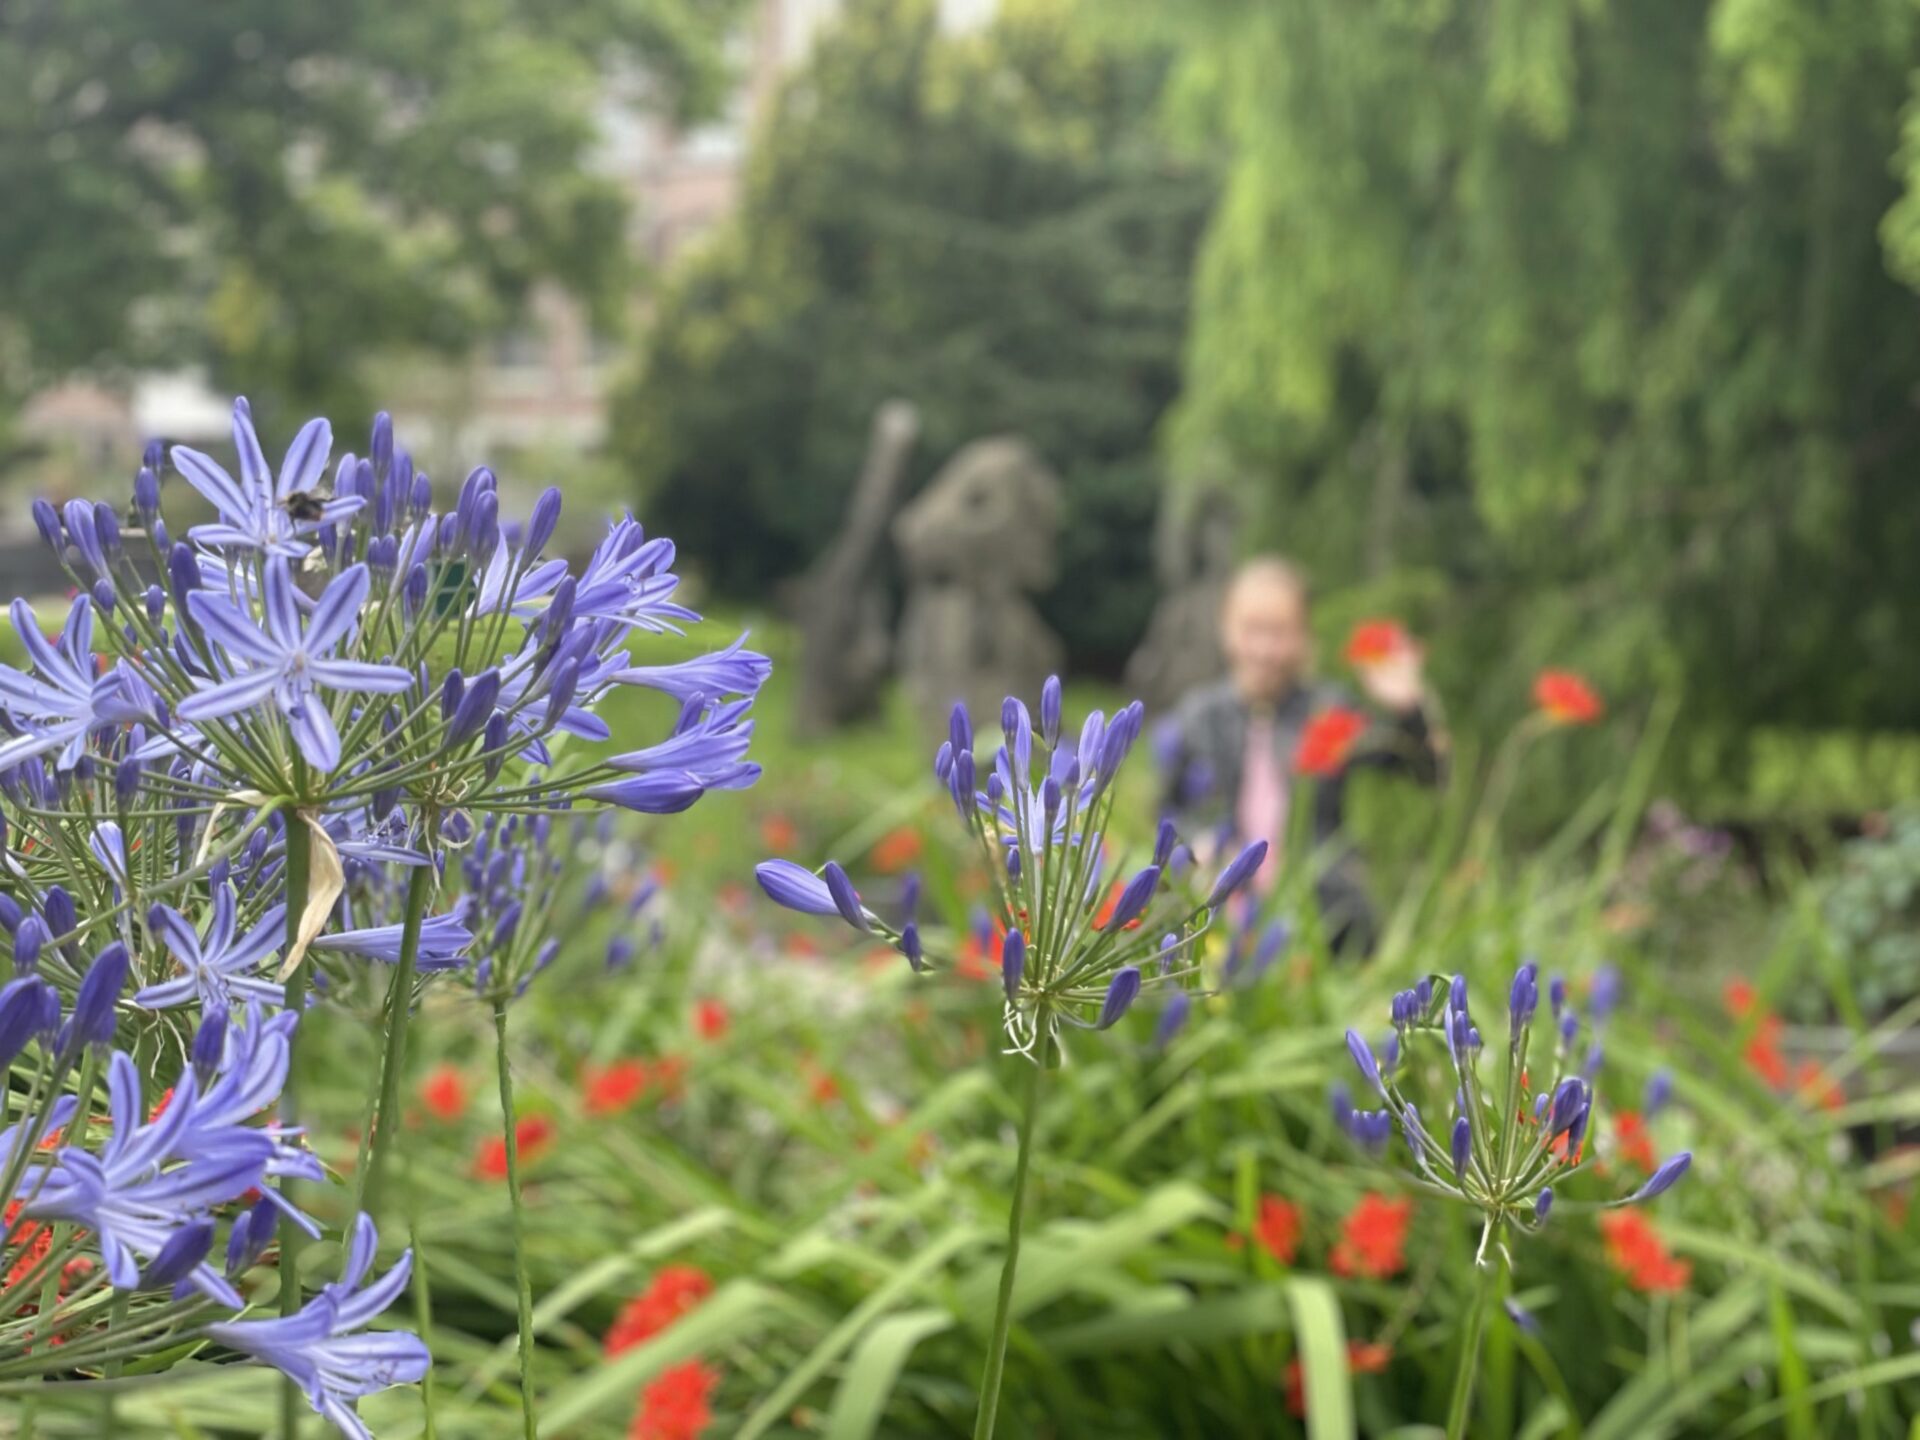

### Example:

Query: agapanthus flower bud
xmin=482 ymin=713 xmax=510 ymax=783
xmin=1548 ymin=975 xmax=1567 ymax=1017
xmin=822 ymin=861 xmax=870 ymax=933
xmin=43 ymin=887 xmax=76 ymax=940
xmin=1558 ymin=1010 xmax=1578 ymax=1045
xmin=949 ymin=701 xmax=972 ymax=760
xmin=1546 ymin=1077 xmax=1586 ymax=1137
xmin=31 ymin=497 xmax=62 ymax=552
xmin=1106 ymin=866 xmax=1159 ymax=932
xmin=517 ymin=486 xmax=562 ymax=560
xmin=133 ymin=466 xmax=161 ymax=518
xmin=1041 ymin=776 xmax=1062 ymax=825
xmin=0 ymin=976 xmax=55 ymax=1069
xmin=1152 ymin=990 xmax=1191 ymax=1050
xmin=1346 ymin=1029 xmax=1383 ymax=1095
xmin=140 ymin=1219 xmax=215 ymax=1294
xmin=900 ymin=921 xmax=923 ymax=972
xmin=1643 ymin=1069 xmax=1673 ymax=1118
xmin=1040 ymin=674 xmax=1062 ymax=748
xmin=371 ymin=410 xmax=395 ymax=479
xmin=756 ymin=860 xmax=842 ymax=916
xmin=1508 ymin=962 xmax=1538 ymax=1034
xmin=1590 ymin=965 xmax=1623 ymax=1026
xmin=1534 ymin=1188 xmax=1553 ymax=1222
xmin=192 ymin=1006 xmax=229 ymax=1088
xmin=93 ymin=501 xmax=122 ymax=558
xmin=226 ymin=1197 xmax=280 ymax=1277
xmin=1151 ymin=818 xmax=1176 ymax=871
xmin=1451 ymin=1115 xmax=1472 ymax=1179
xmin=448 ymin=669 xmax=501 ymax=748
xmin=1449 ymin=973 xmax=1469 ymax=1017
xmin=1207 ymin=841 xmax=1269 ymax=910
xmin=1414 ymin=976 xmax=1433 ymax=1012
xmin=64 ymin=942 xmax=130 ymax=1054
xmin=1582 ymin=1041 xmax=1604 ymax=1081
xmin=13 ymin=916 xmax=45 ymax=973
xmin=113 ymin=754 xmax=142 ymax=806
xmin=1001 ymin=929 xmax=1025 ymax=1002
xmin=1626 ymin=1152 xmax=1692 ymax=1203
xmin=1097 ymin=966 xmax=1142 ymax=1029
xmin=166 ymin=542 xmax=202 ymax=607
xmin=411 ymin=472 xmax=433 ymax=518
xmin=1330 ymin=1081 xmax=1355 ymax=1133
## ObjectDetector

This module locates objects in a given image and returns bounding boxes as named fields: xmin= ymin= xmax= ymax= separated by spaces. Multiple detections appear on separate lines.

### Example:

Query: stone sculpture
xmin=1123 ymin=487 xmax=1238 ymax=711
xmin=791 ymin=400 xmax=921 ymax=734
xmin=893 ymin=436 xmax=1064 ymax=732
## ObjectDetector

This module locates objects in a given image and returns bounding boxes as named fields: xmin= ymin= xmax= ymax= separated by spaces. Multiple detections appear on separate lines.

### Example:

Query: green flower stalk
xmin=757 ymin=677 xmax=1267 ymax=1439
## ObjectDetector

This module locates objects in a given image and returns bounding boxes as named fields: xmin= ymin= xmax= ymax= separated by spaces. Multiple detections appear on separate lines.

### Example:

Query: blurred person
xmin=1158 ymin=557 xmax=1445 ymax=954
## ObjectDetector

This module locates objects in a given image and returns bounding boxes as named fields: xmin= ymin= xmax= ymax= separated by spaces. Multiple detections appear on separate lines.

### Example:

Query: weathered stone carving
xmin=1124 ymin=487 xmax=1237 ymax=711
xmin=893 ymin=436 xmax=1064 ymax=732
xmin=791 ymin=400 xmax=920 ymax=734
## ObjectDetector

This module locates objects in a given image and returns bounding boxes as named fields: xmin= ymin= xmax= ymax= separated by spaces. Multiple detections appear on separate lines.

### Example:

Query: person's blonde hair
xmin=1222 ymin=555 xmax=1311 ymax=616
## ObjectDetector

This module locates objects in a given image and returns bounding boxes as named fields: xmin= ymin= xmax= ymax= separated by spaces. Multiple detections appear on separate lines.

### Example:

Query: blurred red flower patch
xmin=1329 ymin=1193 xmax=1411 ymax=1279
xmin=1532 ymin=669 xmax=1603 ymax=726
xmin=420 ymin=1064 xmax=468 ymax=1123
xmin=629 ymin=1359 xmax=719 ymax=1440
xmin=1295 ymin=708 xmax=1367 ymax=777
xmin=606 ymin=1265 xmax=714 ymax=1355
xmin=583 ymin=1059 xmax=650 ymax=1116
xmin=474 ymin=1115 xmax=554 ymax=1180
xmin=1599 ymin=1211 xmax=1690 ymax=1293
xmin=1343 ymin=619 xmax=1410 ymax=667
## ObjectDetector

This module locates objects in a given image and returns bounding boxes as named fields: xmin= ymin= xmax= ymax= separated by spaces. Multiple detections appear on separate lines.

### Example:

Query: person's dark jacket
xmin=1157 ymin=678 xmax=1445 ymax=953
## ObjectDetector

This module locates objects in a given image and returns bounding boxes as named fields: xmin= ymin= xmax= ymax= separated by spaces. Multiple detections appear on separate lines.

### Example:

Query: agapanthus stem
xmin=1445 ymin=1227 xmax=1502 ymax=1440
xmin=493 ymin=999 xmax=539 ymax=1440
xmin=279 ymin=813 xmax=312 ymax=1440
xmin=357 ymin=861 xmax=434 ymax=1214
xmin=973 ymin=1028 xmax=1049 ymax=1440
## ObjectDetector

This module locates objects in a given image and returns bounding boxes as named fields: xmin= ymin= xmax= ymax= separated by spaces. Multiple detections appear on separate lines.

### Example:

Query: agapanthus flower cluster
xmin=1340 ymin=962 xmax=1692 ymax=1270
xmin=10 ymin=398 xmax=762 ymax=983
xmin=756 ymin=677 xmax=1267 ymax=1059
xmin=0 ymin=948 xmax=423 ymax=1437
xmin=455 ymin=809 xmax=623 ymax=1005
xmin=1 ymin=399 xmax=768 ymax=1429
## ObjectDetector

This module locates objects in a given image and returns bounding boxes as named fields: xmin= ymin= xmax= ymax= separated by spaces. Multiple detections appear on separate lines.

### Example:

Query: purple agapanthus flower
xmin=587 ymin=696 xmax=761 ymax=812
xmin=178 ymin=557 xmax=411 ymax=771
xmin=171 ymin=397 xmax=363 ymax=556
xmin=22 ymin=1053 xmax=273 ymax=1308
xmin=184 ymin=1005 xmax=324 ymax=1233
xmin=615 ymin=634 xmax=771 ymax=703
xmin=134 ymin=886 xmax=289 ymax=1011
xmin=0 ymin=596 xmax=153 ymax=772
xmin=206 ymin=1213 xmax=428 ymax=1440
xmin=310 ymin=912 xmax=473 ymax=971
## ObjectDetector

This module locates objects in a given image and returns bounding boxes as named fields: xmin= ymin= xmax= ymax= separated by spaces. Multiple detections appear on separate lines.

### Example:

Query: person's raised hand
xmin=1356 ymin=644 xmax=1426 ymax=715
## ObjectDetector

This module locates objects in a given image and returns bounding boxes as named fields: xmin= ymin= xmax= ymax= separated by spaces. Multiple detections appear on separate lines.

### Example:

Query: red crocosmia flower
xmin=1599 ymin=1211 xmax=1691 ymax=1293
xmin=420 ymin=1064 xmax=468 ymax=1123
xmin=584 ymin=1059 xmax=650 ymax=1117
xmin=1329 ymin=1193 xmax=1411 ymax=1279
xmin=1344 ymin=619 xmax=1410 ymax=667
xmin=1612 ymin=1110 xmax=1656 ymax=1172
xmin=870 ymin=826 xmax=923 ymax=874
xmin=1295 ymin=707 xmax=1368 ymax=777
xmin=1793 ymin=1059 xmax=1844 ymax=1113
xmin=1722 ymin=978 xmax=1758 ymax=1018
xmin=606 ymin=1266 xmax=714 ymax=1355
xmin=1253 ymin=1195 xmax=1302 ymax=1265
xmin=1285 ymin=1339 xmax=1392 ymax=1416
xmin=759 ymin=814 xmax=797 ymax=852
xmin=474 ymin=1115 xmax=554 ymax=1180
xmin=1532 ymin=669 xmax=1604 ymax=726
xmin=4 ymin=1202 xmax=51 ymax=1292
xmin=1744 ymin=1013 xmax=1789 ymax=1089
xmin=694 ymin=999 xmax=730 ymax=1042
xmin=630 ymin=1359 xmax=720 ymax=1440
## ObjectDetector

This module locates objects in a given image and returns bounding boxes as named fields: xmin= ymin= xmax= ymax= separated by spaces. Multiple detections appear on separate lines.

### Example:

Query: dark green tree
xmin=1156 ymin=0 xmax=1920 ymax=794
xmin=0 ymin=0 xmax=744 ymax=422
xmin=613 ymin=0 xmax=1212 ymax=670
